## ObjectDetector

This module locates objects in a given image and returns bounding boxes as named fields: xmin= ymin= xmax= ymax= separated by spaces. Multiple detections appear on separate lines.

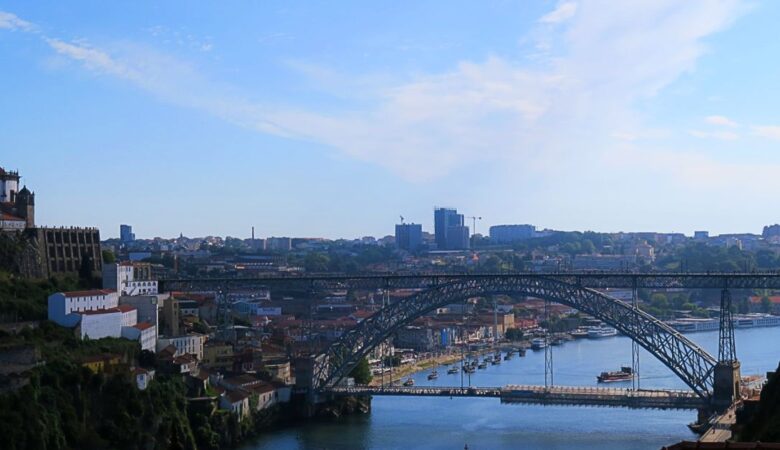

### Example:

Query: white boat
xmin=587 ymin=326 xmax=617 ymax=339
xmin=531 ymin=338 xmax=546 ymax=349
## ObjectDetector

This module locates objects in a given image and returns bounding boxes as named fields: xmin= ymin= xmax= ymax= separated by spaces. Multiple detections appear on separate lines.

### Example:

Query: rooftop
xmin=63 ymin=289 xmax=116 ymax=298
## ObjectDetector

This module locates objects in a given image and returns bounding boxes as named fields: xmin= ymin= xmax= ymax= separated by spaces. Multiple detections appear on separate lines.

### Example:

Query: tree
xmin=761 ymin=297 xmax=772 ymax=314
xmin=102 ymin=250 xmax=116 ymax=264
xmin=349 ymin=358 xmax=373 ymax=384
xmin=304 ymin=253 xmax=330 ymax=273
xmin=505 ymin=328 xmax=524 ymax=341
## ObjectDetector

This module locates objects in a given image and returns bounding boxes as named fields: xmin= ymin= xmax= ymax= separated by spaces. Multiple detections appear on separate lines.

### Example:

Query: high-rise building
xmin=120 ymin=224 xmax=135 ymax=243
xmin=446 ymin=225 xmax=470 ymax=250
xmin=395 ymin=223 xmax=423 ymax=251
xmin=490 ymin=224 xmax=536 ymax=243
xmin=434 ymin=207 xmax=469 ymax=250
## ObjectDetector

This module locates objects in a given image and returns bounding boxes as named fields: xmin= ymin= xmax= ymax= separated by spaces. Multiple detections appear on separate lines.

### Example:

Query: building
xmin=572 ymin=254 xmax=637 ymax=270
xmin=395 ymin=223 xmax=423 ymax=252
xmin=120 ymin=224 xmax=135 ymax=243
xmin=694 ymin=231 xmax=709 ymax=240
xmin=446 ymin=225 xmax=470 ymax=250
xmin=121 ymin=322 xmax=157 ymax=351
xmin=48 ymin=289 xmax=119 ymax=327
xmin=266 ymin=237 xmax=292 ymax=251
xmin=119 ymin=294 xmax=164 ymax=334
xmin=434 ymin=207 xmax=469 ymax=250
xmin=490 ymin=224 xmax=536 ymax=243
xmin=157 ymin=334 xmax=207 ymax=360
xmin=103 ymin=262 xmax=159 ymax=296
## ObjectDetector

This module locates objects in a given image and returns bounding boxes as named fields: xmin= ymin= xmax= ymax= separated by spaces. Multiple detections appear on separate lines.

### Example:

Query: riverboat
xmin=403 ymin=378 xmax=414 ymax=386
xmin=531 ymin=338 xmax=547 ymax=350
xmin=597 ymin=366 xmax=633 ymax=383
xmin=587 ymin=326 xmax=618 ymax=339
xmin=447 ymin=367 xmax=459 ymax=375
xmin=427 ymin=370 xmax=438 ymax=380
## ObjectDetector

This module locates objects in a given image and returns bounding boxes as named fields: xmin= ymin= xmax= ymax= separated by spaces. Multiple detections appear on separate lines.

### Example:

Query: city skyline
xmin=5 ymin=1 xmax=780 ymax=238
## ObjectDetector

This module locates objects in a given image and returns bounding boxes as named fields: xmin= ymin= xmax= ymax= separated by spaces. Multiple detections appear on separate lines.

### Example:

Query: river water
xmin=247 ymin=327 xmax=780 ymax=450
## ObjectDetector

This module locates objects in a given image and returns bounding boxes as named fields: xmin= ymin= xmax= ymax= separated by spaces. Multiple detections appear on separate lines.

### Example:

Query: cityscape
xmin=3 ymin=2 xmax=780 ymax=450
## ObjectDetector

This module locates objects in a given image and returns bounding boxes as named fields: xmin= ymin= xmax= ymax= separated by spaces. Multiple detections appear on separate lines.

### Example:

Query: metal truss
xmin=161 ymin=271 xmax=780 ymax=292
xmin=313 ymin=276 xmax=718 ymax=399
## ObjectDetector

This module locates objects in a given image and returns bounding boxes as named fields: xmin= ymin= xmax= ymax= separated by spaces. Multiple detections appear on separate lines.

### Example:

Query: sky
xmin=2 ymin=1 xmax=780 ymax=240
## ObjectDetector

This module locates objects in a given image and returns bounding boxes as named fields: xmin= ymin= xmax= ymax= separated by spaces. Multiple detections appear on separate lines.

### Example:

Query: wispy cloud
xmin=0 ymin=11 xmax=32 ymax=31
xmin=705 ymin=115 xmax=738 ymax=127
xmin=689 ymin=129 xmax=739 ymax=140
xmin=539 ymin=2 xmax=578 ymax=24
xmin=752 ymin=125 xmax=780 ymax=140
xmin=0 ymin=2 xmax=753 ymax=185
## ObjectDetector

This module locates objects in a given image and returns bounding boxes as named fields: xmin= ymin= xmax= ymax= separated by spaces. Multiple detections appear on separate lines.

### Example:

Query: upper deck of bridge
xmin=159 ymin=271 xmax=780 ymax=290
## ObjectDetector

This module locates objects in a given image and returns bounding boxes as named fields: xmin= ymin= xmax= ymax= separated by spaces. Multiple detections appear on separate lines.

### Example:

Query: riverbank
xmin=370 ymin=353 xmax=463 ymax=386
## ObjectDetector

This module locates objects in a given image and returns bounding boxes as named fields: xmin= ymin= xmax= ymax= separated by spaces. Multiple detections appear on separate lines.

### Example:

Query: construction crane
xmin=399 ymin=215 xmax=405 ymax=224
xmin=467 ymin=216 xmax=482 ymax=236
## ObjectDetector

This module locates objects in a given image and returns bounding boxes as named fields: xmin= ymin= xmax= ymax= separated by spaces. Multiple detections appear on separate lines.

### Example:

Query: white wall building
xmin=48 ymin=289 xmax=119 ymax=327
xmin=103 ymin=263 xmax=159 ymax=296
xmin=78 ymin=309 xmax=123 ymax=340
xmin=121 ymin=322 xmax=157 ymax=351
xmin=157 ymin=334 xmax=207 ymax=360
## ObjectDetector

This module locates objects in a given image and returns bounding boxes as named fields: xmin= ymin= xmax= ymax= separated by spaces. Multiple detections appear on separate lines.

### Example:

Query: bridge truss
xmin=313 ymin=275 xmax=719 ymax=399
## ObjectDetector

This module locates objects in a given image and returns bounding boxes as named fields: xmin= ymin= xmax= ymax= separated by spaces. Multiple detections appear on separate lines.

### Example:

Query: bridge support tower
xmin=712 ymin=288 xmax=740 ymax=411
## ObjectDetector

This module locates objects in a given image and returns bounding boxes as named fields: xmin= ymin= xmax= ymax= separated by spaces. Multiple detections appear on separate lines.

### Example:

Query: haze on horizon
xmin=2 ymin=1 xmax=780 ymax=240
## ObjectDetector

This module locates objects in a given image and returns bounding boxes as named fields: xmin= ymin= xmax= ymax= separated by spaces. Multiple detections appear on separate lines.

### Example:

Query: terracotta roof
xmin=133 ymin=367 xmax=149 ymax=375
xmin=248 ymin=382 xmax=275 ymax=395
xmin=749 ymin=296 xmax=780 ymax=304
xmin=63 ymin=289 xmax=115 ymax=298
xmin=80 ymin=307 xmax=121 ymax=315
xmin=225 ymin=389 xmax=249 ymax=403
xmin=173 ymin=354 xmax=197 ymax=365
xmin=133 ymin=322 xmax=154 ymax=331
xmin=0 ymin=212 xmax=24 ymax=221
xmin=116 ymin=304 xmax=136 ymax=313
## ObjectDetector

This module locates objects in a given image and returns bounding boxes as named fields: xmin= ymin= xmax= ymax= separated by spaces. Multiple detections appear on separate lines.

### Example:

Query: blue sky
xmin=2 ymin=1 xmax=780 ymax=239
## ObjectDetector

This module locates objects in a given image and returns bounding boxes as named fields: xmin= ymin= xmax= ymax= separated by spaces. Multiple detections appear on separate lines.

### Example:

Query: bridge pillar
xmin=712 ymin=361 xmax=741 ymax=411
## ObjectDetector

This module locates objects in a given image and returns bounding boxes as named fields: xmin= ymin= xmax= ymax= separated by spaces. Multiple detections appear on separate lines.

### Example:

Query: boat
xmin=570 ymin=328 xmax=589 ymax=339
xmin=491 ymin=358 xmax=501 ymax=365
xmin=503 ymin=353 xmax=512 ymax=360
xmin=478 ymin=362 xmax=488 ymax=369
xmin=597 ymin=366 xmax=633 ymax=383
xmin=518 ymin=348 xmax=527 ymax=357
xmin=551 ymin=337 xmax=564 ymax=346
xmin=587 ymin=326 xmax=618 ymax=339
xmin=447 ymin=367 xmax=459 ymax=375
xmin=427 ymin=370 xmax=438 ymax=380
xmin=463 ymin=366 xmax=475 ymax=374
xmin=403 ymin=378 xmax=414 ymax=386
xmin=531 ymin=338 xmax=546 ymax=350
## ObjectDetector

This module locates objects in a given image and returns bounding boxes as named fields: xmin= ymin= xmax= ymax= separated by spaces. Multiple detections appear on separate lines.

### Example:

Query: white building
xmin=119 ymin=294 xmax=164 ymax=336
xmin=157 ymin=334 xmax=207 ymax=360
xmin=121 ymin=322 xmax=157 ymax=351
xmin=103 ymin=262 xmax=159 ymax=296
xmin=48 ymin=289 xmax=119 ymax=327
xmin=78 ymin=309 xmax=123 ymax=340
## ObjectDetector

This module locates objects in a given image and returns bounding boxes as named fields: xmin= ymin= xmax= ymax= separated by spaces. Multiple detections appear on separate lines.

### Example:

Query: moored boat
xmin=403 ymin=377 xmax=415 ymax=386
xmin=531 ymin=337 xmax=546 ymax=350
xmin=597 ymin=366 xmax=633 ymax=383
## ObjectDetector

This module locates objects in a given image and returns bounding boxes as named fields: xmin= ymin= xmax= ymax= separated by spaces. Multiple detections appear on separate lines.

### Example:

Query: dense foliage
xmin=738 ymin=361 xmax=780 ymax=442
xmin=349 ymin=357 xmax=373 ymax=384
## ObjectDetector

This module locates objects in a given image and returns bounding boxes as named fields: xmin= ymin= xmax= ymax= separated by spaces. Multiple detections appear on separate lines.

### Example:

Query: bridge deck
xmin=324 ymin=385 xmax=708 ymax=410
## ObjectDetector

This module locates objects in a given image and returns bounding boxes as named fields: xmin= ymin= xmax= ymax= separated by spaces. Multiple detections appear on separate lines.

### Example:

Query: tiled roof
xmin=80 ymin=307 xmax=121 ymax=315
xmin=63 ymin=289 xmax=115 ymax=298
xmin=749 ymin=296 xmax=780 ymax=304
xmin=226 ymin=389 xmax=249 ymax=403
xmin=0 ymin=212 xmax=24 ymax=221
xmin=133 ymin=322 xmax=154 ymax=331
xmin=116 ymin=304 xmax=136 ymax=313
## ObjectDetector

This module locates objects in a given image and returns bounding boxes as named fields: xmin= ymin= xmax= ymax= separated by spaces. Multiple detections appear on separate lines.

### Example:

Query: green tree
xmin=349 ymin=357 xmax=373 ymax=384
xmin=761 ymin=297 xmax=772 ymax=313
xmin=505 ymin=328 xmax=524 ymax=341
xmin=304 ymin=253 xmax=330 ymax=272
xmin=102 ymin=249 xmax=116 ymax=263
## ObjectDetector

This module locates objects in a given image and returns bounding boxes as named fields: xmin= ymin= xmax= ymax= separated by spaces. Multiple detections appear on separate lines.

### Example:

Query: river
xmin=246 ymin=326 xmax=780 ymax=450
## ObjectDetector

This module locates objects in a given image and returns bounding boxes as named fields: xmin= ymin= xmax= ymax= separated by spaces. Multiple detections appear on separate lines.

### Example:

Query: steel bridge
xmin=160 ymin=271 xmax=760 ymax=409
xmin=159 ymin=271 xmax=780 ymax=291
xmin=325 ymin=385 xmax=709 ymax=410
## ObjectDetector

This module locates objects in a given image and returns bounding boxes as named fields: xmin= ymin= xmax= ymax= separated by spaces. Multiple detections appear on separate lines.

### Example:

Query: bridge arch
xmin=314 ymin=275 xmax=717 ymax=398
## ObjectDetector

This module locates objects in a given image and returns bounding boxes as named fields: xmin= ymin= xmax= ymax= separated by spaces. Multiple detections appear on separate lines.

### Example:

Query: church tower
xmin=15 ymin=186 xmax=35 ymax=228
